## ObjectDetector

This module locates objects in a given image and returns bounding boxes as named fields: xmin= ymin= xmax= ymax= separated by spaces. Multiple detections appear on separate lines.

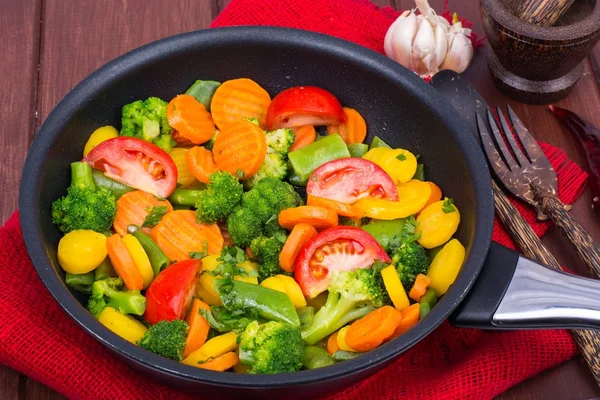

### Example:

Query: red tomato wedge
xmin=85 ymin=137 xmax=178 ymax=198
xmin=306 ymin=158 xmax=398 ymax=204
xmin=294 ymin=227 xmax=391 ymax=298
xmin=266 ymin=86 xmax=346 ymax=129
xmin=144 ymin=259 xmax=201 ymax=325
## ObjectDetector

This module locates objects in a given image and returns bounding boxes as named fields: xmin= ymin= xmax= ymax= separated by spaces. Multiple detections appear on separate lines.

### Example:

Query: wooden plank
xmin=217 ymin=0 xmax=232 ymax=13
xmin=0 ymin=0 xmax=42 ymax=398
xmin=38 ymin=0 xmax=215 ymax=124
xmin=22 ymin=1 xmax=216 ymax=398
xmin=0 ymin=0 xmax=41 ymax=225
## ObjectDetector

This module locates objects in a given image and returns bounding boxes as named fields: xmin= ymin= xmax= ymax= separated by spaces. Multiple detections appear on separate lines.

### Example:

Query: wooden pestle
xmin=517 ymin=0 xmax=576 ymax=26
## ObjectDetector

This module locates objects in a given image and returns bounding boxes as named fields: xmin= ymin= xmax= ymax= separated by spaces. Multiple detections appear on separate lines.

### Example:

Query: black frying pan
xmin=18 ymin=27 xmax=600 ymax=399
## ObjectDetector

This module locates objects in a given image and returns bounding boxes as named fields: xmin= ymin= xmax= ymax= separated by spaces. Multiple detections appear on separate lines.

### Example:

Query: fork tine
xmin=486 ymin=109 xmax=519 ymax=171
xmin=477 ymin=112 xmax=511 ymax=177
xmin=496 ymin=107 xmax=530 ymax=167
xmin=506 ymin=105 xmax=546 ymax=161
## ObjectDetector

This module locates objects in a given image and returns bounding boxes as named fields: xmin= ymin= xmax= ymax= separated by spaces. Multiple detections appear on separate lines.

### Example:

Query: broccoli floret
xmin=250 ymin=236 xmax=288 ymax=281
xmin=300 ymin=268 xmax=387 ymax=345
xmin=239 ymin=321 xmax=304 ymax=374
xmin=390 ymin=239 xmax=429 ymax=291
xmin=121 ymin=97 xmax=174 ymax=152
xmin=138 ymin=320 xmax=189 ymax=361
xmin=86 ymin=277 xmax=146 ymax=317
xmin=228 ymin=178 xmax=302 ymax=248
xmin=265 ymin=128 xmax=295 ymax=155
xmin=51 ymin=162 xmax=117 ymax=234
xmin=227 ymin=207 xmax=264 ymax=248
xmin=243 ymin=152 xmax=288 ymax=190
xmin=195 ymin=171 xmax=243 ymax=224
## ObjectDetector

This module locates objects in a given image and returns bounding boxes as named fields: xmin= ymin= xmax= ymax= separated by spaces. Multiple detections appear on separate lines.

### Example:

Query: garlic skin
xmin=440 ymin=22 xmax=474 ymax=74
xmin=384 ymin=1 xmax=474 ymax=77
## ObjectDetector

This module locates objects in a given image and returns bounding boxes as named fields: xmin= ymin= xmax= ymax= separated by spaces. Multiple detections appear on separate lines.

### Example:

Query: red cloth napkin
xmin=0 ymin=0 xmax=589 ymax=399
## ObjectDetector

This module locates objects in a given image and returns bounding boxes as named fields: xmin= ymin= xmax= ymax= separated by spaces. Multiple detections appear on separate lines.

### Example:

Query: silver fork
xmin=477 ymin=105 xmax=600 ymax=279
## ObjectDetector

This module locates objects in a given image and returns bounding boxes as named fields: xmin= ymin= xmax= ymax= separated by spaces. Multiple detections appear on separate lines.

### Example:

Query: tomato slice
xmin=85 ymin=137 xmax=177 ymax=198
xmin=306 ymin=158 xmax=398 ymax=204
xmin=294 ymin=227 xmax=391 ymax=298
xmin=144 ymin=259 xmax=201 ymax=324
xmin=266 ymin=86 xmax=346 ymax=129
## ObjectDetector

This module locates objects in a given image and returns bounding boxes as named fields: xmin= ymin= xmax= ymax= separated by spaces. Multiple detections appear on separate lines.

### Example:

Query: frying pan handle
xmin=451 ymin=242 xmax=600 ymax=330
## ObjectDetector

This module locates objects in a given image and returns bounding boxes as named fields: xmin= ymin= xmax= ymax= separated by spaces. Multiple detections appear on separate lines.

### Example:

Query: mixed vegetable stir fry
xmin=52 ymin=78 xmax=466 ymax=374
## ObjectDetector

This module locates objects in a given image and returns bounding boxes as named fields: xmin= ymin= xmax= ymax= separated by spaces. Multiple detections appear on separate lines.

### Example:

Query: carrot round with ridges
xmin=113 ymin=190 xmax=173 ymax=236
xmin=210 ymin=78 xmax=271 ymax=129
xmin=212 ymin=120 xmax=267 ymax=179
xmin=167 ymin=94 xmax=216 ymax=144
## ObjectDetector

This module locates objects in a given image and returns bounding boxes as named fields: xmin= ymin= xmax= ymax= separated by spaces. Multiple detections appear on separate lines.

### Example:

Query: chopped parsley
xmin=142 ymin=205 xmax=168 ymax=228
xmin=442 ymin=197 xmax=456 ymax=213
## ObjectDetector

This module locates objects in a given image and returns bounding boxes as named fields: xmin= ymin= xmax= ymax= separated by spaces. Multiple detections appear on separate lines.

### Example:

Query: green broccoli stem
xmin=94 ymin=258 xmax=117 ymax=281
xmin=65 ymin=271 xmax=95 ymax=294
xmin=71 ymin=162 xmax=95 ymax=188
xmin=300 ymin=292 xmax=375 ymax=345
xmin=104 ymin=286 xmax=146 ymax=316
xmin=168 ymin=188 xmax=204 ymax=206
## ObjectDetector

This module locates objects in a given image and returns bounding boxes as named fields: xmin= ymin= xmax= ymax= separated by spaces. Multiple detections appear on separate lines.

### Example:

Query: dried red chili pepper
xmin=549 ymin=105 xmax=600 ymax=217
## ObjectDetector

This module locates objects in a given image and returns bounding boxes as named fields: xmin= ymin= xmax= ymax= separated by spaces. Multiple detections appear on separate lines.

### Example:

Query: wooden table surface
xmin=2 ymin=0 xmax=600 ymax=398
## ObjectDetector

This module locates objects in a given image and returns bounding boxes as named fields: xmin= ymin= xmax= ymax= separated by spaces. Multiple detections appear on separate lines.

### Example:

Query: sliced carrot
xmin=167 ymin=94 xmax=216 ymax=145
xmin=290 ymin=125 xmax=317 ymax=151
xmin=278 ymin=206 xmax=339 ymax=231
xmin=327 ymin=108 xmax=367 ymax=144
xmin=186 ymin=146 xmax=219 ymax=184
xmin=106 ymin=234 xmax=144 ymax=290
xmin=392 ymin=304 xmax=421 ymax=338
xmin=172 ymin=130 xmax=193 ymax=146
xmin=183 ymin=299 xmax=211 ymax=358
xmin=150 ymin=210 xmax=224 ymax=262
xmin=421 ymin=182 xmax=442 ymax=212
xmin=345 ymin=306 xmax=403 ymax=352
xmin=408 ymin=274 xmax=432 ymax=302
xmin=327 ymin=331 xmax=340 ymax=356
xmin=279 ymin=223 xmax=318 ymax=272
xmin=212 ymin=120 xmax=267 ymax=179
xmin=307 ymin=195 xmax=362 ymax=218
xmin=197 ymin=352 xmax=239 ymax=371
xmin=113 ymin=190 xmax=173 ymax=236
xmin=210 ymin=78 xmax=271 ymax=129
xmin=170 ymin=148 xmax=197 ymax=188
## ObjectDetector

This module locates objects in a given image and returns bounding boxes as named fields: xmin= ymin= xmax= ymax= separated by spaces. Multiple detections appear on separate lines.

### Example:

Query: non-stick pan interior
xmin=20 ymin=27 xmax=493 ymax=392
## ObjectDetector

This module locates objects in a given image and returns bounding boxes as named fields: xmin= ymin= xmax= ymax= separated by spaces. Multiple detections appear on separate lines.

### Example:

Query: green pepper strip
xmin=347 ymin=143 xmax=369 ymax=158
xmin=369 ymin=136 xmax=391 ymax=149
xmin=185 ymin=80 xmax=221 ymax=111
xmin=332 ymin=350 xmax=364 ymax=361
xmin=215 ymin=279 xmax=300 ymax=327
xmin=413 ymin=163 xmax=425 ymax=181
xmin=302 ymin=346 xmax=336 ymax=369
xmin=419 ymin=303 xmax=431 ymax=320
xmin=419 ymin=288 xmax=438 ymax=309
xmin=288 ymin=133 xmax=350 ymax=184
xmin=65 ymin=271 xmax=95 ymax=294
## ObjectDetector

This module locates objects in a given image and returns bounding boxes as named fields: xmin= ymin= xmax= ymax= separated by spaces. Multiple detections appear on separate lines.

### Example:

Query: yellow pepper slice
xmin=199 ymin=254 xmax=259 ymax=305
xmin=169 ymin=148 xmax=197 ymax=188
xmin=122 ymin=234 xmax=154 ymax=289
xmin=416 ymin=199 xmax=461 ymax=249
xmin=182 ymin=331 xmax=238 ymax=366
xmin=336 ymin=326 xmax=357 ymax=352
xmin=352 ymin=180 xmax=431 ymax=220
xmin=260 ymin=275 xmax=307 ymax=308
xmin=381 ymin=265 xmax=410 ymax=311
xmin=427 ymin=239 xmax=466 ymax=295
xmin=196 ymin=280 xmax=223 ymax=306
xmin=83 ymin=126 xmax=118 ymax=157
xmin=57 ymin=230 xmax=107 ymax=274
xmin=98 ymin=307 xmax=147 ymax=345
xmin=363 ymin=147 xmax=417 ymax=184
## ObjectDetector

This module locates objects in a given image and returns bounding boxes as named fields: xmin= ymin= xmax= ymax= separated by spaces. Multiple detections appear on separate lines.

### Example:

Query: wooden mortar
xmin=480 ymin=0 xmax=600 ymax=104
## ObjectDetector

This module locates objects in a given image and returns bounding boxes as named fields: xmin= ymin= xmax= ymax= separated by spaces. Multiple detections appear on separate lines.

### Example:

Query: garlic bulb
xmin=384 ymin=0 xmax=474 ymax=77
xmin=440 ymin=20 xmax=474 ymax=74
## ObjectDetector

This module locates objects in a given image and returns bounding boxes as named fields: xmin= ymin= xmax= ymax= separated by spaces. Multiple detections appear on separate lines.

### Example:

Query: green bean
xmin=168 ymin=188 xmax=203 ymax=206
xmin=128 ymin=227 xmax=170 ymax=276
xmin=413 ymin=163 xmax=425 ymax=181
xmin=94 ymin=258 xmax=117 ymax=281
xmin=185 ymin=80 xmax=221 ymax=111
xmin=302 ymin=346 xmax=336 ymax=369
xmin=369 ymin=136 xmax=391 ymax=149
xmin=332 ymin=350 xmax=364 ymax=361
xmin=65 ymin=271 xmax=95 ymax=294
